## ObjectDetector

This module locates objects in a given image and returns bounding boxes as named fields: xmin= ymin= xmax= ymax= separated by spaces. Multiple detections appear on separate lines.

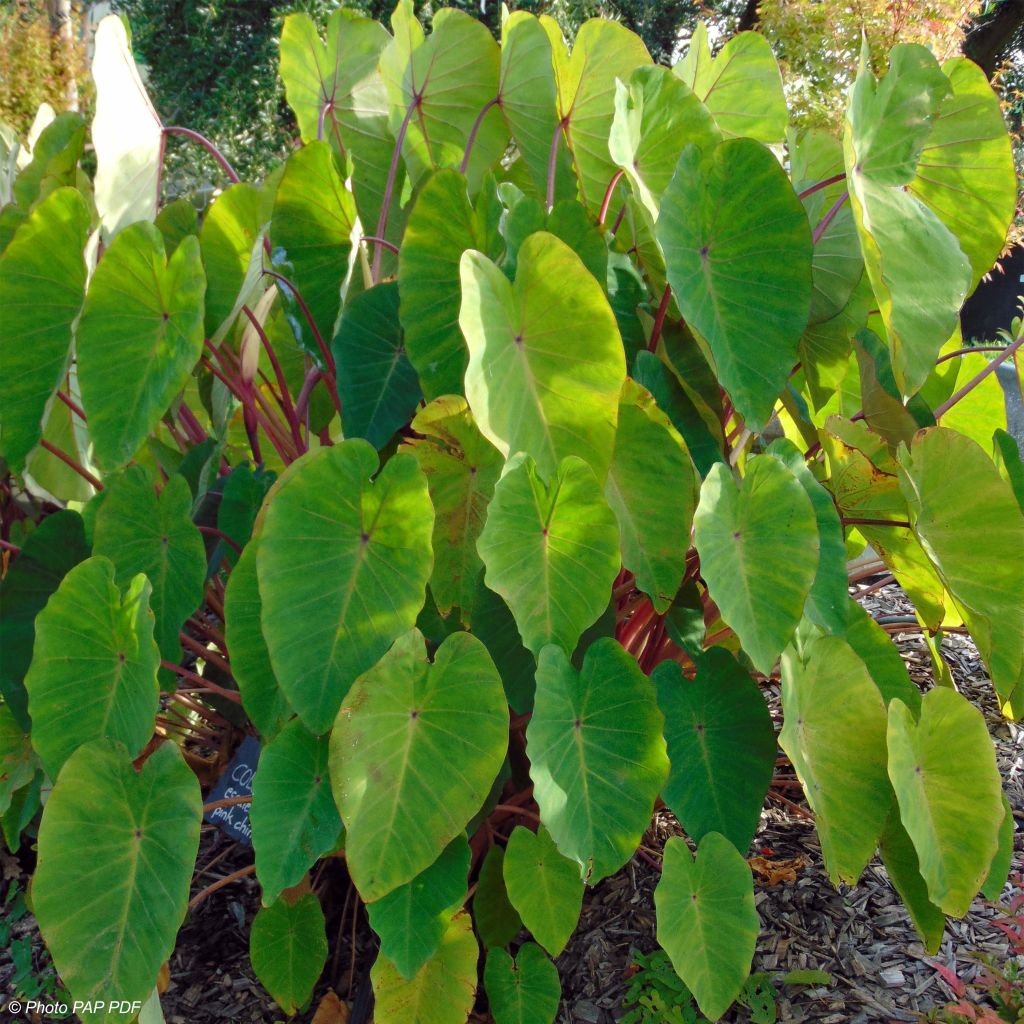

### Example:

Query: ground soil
xmin=2 ymin=583 xmax=1021 ymax=1024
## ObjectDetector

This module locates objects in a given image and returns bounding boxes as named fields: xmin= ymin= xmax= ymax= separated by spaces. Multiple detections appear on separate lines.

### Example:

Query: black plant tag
xmin=203 ymin=734 xmax=260 ymax=845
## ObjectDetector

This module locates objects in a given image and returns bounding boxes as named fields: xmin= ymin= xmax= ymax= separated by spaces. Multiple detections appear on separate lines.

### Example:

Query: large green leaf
xmin=93 ymin=468 xmax=206 ymax=669
xmin=897 ymin=428 xmax=1024 ymax=714
xmin=909 ymin=58 xmax=1015 ymax=287
xmin=474 ymin=844 xmax=523 ymax=948
xmin=485 ymin=944 xmax=561 ymax=1024
xmin=887 ymin=688 xmax=1003 ymax=916
xmin=877 ymin=805 xmax=945 ymax=954
xmin=34 ymin=739 xmax=201 ymax=1024
xmin=844 ymin=45 xmax=971 ymax=395
xmin=499 ymin=13 xmax=574 ymax=203
xmin=258 ymin=440 xmax=433 ymax=733
xmin=12 ymin=112 xmax=86 ymax=211
xmin=674 ymin=22 xmax=787 ymax=143
xmin=0 ymin=704 xmax=35 ymax=816
xmin=403 ymin=397 xmax=503 ymax=623
xmin=0 ymin=187 xmax=89 ymax=469
xmin=371 ymin=911 xmax=478 ymax=1024
xmin=251 ymin=719 xmax=342 ymax=906
xmin=477 ymin=455 xmax=619 ymax=658
xmin=332 ymin=281 xmax=421 ymax=449
xmin=693 ymin=458 xmax=818 ymax=674
xmin=329 ymin=629 xmax=507 ymax=901
xmin=77 ymin=223 xmax=205 ymax=470
xmin=250 ymin=893 xmax=327 ymax=1016
xmin=655 ymin=833 xmax=759 ymax=1021
xmin=278 ymin=9 xmax=392 ymax=235
xmin=653 ymin=652 xmax=774 ymax=854
xmin=382 ymin=7 xmax=505 ymax=188
xmin=657 ymin=139 xmax=813 ymax=430
xmin=766 ymin=438 xmax=847 ymax=633
xmin=779 ymin=635 xmax=891 ymax=884
xmin=605 ymin=379 xmax=699 ymax=613
xmin=200 ymin=182 xmax=262 ymax=339
xmin=0 ymin=510 xmax=89 ymax=731
xmin=25 ymin=557 xmax=160 ymax=778
xmin=843 ymin=599 xmax=922 ymax=715
xmin=503 ymin=824 xmax=583 ymax=957
xmin=270 ymin=141 xmax=356 ymax=352
xmin=527 ymin=640 xmax=668 ymax=882
xmin=91 ymin=15 xmax=162 ymax=237
xmin=552 ymin=19 xmax=651 ymax=210
xmin=609 ymin=65 xmax=720 ymax=221
xmin=224 ymin=540 xmax=291 ymax=739
xmin=398 ymin=169 xmax=500 ymax=399
xmin=460 ymin=231 xmax=625 ymax=481
xmin=367 ymin=835 xmax=470 ymax=980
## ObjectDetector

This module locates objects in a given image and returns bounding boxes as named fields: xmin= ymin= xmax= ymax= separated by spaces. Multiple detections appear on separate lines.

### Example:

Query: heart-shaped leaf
xmin=779 ymin=635 xmax=891 ymax=884
xmin=503 ymin=825 xmax=583 ymax=957
xmin=887 ymin=688 xmax=1003 ymax=916
xmin=0 ymin=509 xmax=89 ymax=731
xmin=25 ymin=557 xmax=160 ymax=778
xmin=657 ymin=139 xmax=812 ymax=430
xmin=474 ymin=845 xmax=523 ymax=948
xmin=460 ymin=231 xmax=625 ymax=482
xmin=329 ymin=629 xmax=507 ymax=901
xmin=694 ymin=457 xmax=818 ymax=673
xmin=653 ymin=651 xmax=774 ymax=854
xmin=270 ymin=141 xmax=356 ymax=354
xmin=251 ymin=718 xmax=342 ymax=906
xmin=371 ymin=911 xmax=478 ymax=1024
xmin=34 ymin=739 xmax=201 ymax=1024
xmin=258 ymin=440 xmax=433 ymax=733
xmin=77 ymin=222 xmax=206 ymax=470
xmin=250 ymin=892 xmax=327 ymax=1015
xmin=93 ymin=468 xmax=206 ymax=670
xmin=91 ymin=15 xmax=162 ymax=237
xmin=224 ymin=539 xmax=291 ymax=740
xmin=655 ymin=832 xmax=759 ymax=1021
xmin=0 ymin=187 xmax=89 ymax=469
xmin=476 ymin=455 xmax=620 ymax=658
xmin=399 ymin=169 xmax=503 ymax=399
xmin=332 ymin=281 xmax=421 ymax=449
xmin=609 ymin=65 xmax=720 ymax=220
xmin=605 ymin=379 xmax=699 ymax=613
xmin=403 ymin=397 xmax=503 ymax=624
xmin=844 ymin=45 xmax=971 ymax=395
xmin=674 ymin=22 xmax=787 ymax=143
xmin=528 ymin=640 xmax=668 ymax=882
xmin=367 ymin=835 xmax=470 ymax=980
xmin=485 ymin=943 xmax=561 ymax=1024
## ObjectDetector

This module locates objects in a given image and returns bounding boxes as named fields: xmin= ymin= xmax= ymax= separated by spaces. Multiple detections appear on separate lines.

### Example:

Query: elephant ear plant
xmin=0 ymin=6 xmax=1021 ymax=1022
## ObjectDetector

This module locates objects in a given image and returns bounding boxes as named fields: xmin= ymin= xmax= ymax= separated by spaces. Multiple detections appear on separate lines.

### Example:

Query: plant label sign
xmin=203 ymin=735 xmax=260 ymax=845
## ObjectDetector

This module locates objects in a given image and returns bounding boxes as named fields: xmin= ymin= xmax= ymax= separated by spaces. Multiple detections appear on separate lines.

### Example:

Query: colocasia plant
xmin=0 ymin=6 xmax=1021 ymax=1023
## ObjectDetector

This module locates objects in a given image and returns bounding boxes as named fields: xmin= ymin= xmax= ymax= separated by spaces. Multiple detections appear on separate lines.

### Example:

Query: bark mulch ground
xmin=2 ymin=583 xmax=1021 ymax=1024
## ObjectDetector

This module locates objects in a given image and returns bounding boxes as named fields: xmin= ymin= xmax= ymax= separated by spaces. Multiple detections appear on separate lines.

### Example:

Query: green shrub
xmin=0 ymin=4 xmax=1022 ymax=1022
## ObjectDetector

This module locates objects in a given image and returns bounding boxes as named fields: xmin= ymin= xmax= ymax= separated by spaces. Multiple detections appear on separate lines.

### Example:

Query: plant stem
xmin=0 ymin=538 xmax=21 ymax=555
xmin=56 ymin=389 xmax=87 ymax=421
xmin=842 ymin=517 xmax=911 ymax=528
xmin=178 ymin=633 xmax=232 ymax=676
xmin=161 ymin=659 xmax=241 ymax=703
xmin=597 ymin=170 xmax=625 ymax=227
xmin=203 ymin=795 xmax=252 ymax=813
xmin=546 ymin=117 xmax=569 ymax=213
xmin=933 ymin=332 xmax=1024 ymax=420
xmin=188 ymin=864 xmax=255 ymax=913
xmin=648 ymin=286 xmax=672 ymax=353
xmin=39 ymin=439 xmax=103 ymax=490
xmin=360 ymin=235 xmax=400 ymax=255
xmin=372 ymin=97 xmax=419 ymax=281
xmin=177 ymin=402 xmax=208 ymax=444
xmin=242 ymin=305 xmax=301 ymax=446
xmin=935 ymin=345 xmax=1007 ymax=364
xmin=797 ymin=172 xmax=846 ymax=200
xmin=295 ymin=366 xmax=322 ymax=423
xmin=459 ymin=96 xmax=500 ymax=175
xmin=812 ymin=190 xmax=849 ymax=246
xmin=197 ymin=525 xmax=243 ymax=553
xmin=163 ymin=126 xmax=240 ymax=184
xmin=491 ymin=803 xmax=540 ymax=824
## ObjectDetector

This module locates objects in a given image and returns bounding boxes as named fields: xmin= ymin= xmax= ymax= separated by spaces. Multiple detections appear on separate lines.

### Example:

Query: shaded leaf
xmin=485 ymin=944 xmax=561 ymax=1024
xmin=250 ymin=892 xmax=327 ymax=1015
xmin=474 ymin=845 xmax=522 ymax=948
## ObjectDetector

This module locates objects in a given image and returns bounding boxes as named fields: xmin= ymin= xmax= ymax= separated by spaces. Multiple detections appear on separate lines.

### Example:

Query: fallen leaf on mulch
xmin=311 ymin=989 xmax=349 ymax=1024
xmin=749 ymin=854 xmax=810 ymax=885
